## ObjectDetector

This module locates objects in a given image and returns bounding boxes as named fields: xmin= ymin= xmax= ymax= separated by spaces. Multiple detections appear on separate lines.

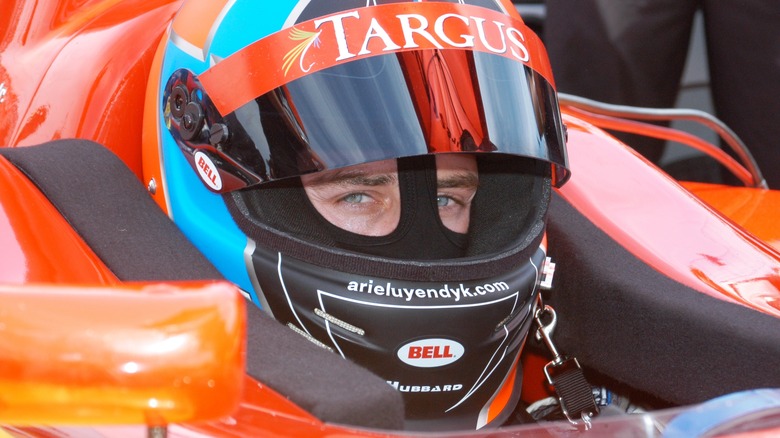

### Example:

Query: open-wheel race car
xmin=1 ymin=0 xmax=780 ymax=436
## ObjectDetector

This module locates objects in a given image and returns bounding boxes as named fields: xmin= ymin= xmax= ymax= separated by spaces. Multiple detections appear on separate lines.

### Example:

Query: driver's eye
xmin=437 ymin=195 xmax=454 ymax=207
xmin=342 ymin=193 xmax=369 ymax=204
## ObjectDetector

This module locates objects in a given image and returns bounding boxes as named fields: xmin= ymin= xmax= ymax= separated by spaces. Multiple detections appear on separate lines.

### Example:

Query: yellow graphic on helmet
xmin=282 ymin=28 xmax=321 ymax=75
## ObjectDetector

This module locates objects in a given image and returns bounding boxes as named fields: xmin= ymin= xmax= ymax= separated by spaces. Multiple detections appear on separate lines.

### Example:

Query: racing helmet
xmin=144 ymin=0 xmax=569 ymax=431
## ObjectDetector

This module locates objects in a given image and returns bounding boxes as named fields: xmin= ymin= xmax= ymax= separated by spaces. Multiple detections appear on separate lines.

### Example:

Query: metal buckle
xmin=534 ymin=303 xmax=599 ymax=429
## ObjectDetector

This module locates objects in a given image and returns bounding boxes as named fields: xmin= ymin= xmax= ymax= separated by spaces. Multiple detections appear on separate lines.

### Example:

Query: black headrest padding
xmin=546 ymin=192 xmax=780 ymax=405
xmin=244 ymin=303 xmax=405 ymax=429
xmin=0 ymin=139 xmax=221 ymax=281
xmin=0 ymin=139 xmax=405 ymax=430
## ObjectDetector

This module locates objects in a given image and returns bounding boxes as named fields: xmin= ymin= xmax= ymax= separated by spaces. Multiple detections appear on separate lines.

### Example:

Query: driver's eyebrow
xmin=303 ymin=169 xmax=397 ymax=188
xmin=437 ymin=171 xmax=479 ymax=189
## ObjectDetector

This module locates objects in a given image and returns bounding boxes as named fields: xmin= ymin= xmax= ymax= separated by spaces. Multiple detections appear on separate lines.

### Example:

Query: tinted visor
xmin=220 ymin=49 xmax=569 ymax=188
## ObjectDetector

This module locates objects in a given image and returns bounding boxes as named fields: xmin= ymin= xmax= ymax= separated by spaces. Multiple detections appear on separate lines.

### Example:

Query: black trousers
xmin=544 ymin=0 xmax=780 ymax=188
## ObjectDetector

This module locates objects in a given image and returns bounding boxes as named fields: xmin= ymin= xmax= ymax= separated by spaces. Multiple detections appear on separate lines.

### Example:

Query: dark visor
xmin=214 ymin=49 xmax=569 ymax=189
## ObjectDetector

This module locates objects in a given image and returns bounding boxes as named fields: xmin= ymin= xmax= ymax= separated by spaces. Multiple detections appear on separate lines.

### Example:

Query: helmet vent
xmin=287 ymin=323 xmax=334 ymax=352
xmin=315 ymin=308 xmax=366 ymax=336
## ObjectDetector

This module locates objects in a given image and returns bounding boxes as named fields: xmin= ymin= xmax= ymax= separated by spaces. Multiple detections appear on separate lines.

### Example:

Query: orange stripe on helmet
xmin=171 ymin=0 xmax=231 ymax=56
xmin=483 ymin=354 xmax=520 ymax=425
xmin=199 ymin=3 xmax=554 ymax=116
xmin=142 ymin=30 xmax=173 ymax=216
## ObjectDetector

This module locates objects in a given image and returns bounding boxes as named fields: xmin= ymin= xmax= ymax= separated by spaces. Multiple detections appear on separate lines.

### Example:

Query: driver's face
xmin=301 ymin=154 xmax=478 ymax=236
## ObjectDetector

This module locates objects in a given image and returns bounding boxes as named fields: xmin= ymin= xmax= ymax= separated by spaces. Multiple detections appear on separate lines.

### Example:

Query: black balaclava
xmin=309 ymin=155 xmax=468 ymax=260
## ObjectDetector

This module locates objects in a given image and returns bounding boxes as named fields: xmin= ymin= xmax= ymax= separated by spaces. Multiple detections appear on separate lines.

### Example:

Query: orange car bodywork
xmin=1 ymin=1 xmax=780 ymax=436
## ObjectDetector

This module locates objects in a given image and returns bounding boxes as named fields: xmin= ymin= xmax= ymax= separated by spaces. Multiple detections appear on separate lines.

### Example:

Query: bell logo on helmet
xmin=194 ymin=151 xmax=223 ymax=191
xmin=398 ymin=338 xmax=464 ymax=368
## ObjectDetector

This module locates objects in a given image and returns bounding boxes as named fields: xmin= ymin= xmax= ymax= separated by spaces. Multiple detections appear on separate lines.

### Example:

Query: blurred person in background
xmin=543 ymin=0 xmax=780 ymax=188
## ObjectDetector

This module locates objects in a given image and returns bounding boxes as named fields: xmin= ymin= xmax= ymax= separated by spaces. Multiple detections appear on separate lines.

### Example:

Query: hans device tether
xmin=534 ymin=295 xmax=599 ymax=428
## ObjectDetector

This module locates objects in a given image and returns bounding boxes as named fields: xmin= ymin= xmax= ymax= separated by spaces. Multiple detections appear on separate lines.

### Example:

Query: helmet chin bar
xmin=245 ymin=240 xmax=547 ymax=431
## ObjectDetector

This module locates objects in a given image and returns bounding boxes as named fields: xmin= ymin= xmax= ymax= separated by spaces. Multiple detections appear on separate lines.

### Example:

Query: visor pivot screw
xmin=180 ymin=102 xmax=204 ymax=141
xmin=209 ymin=123 xmax=229 ymax=147
xmin=169 ymin=85 xmax=189 ymax=119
